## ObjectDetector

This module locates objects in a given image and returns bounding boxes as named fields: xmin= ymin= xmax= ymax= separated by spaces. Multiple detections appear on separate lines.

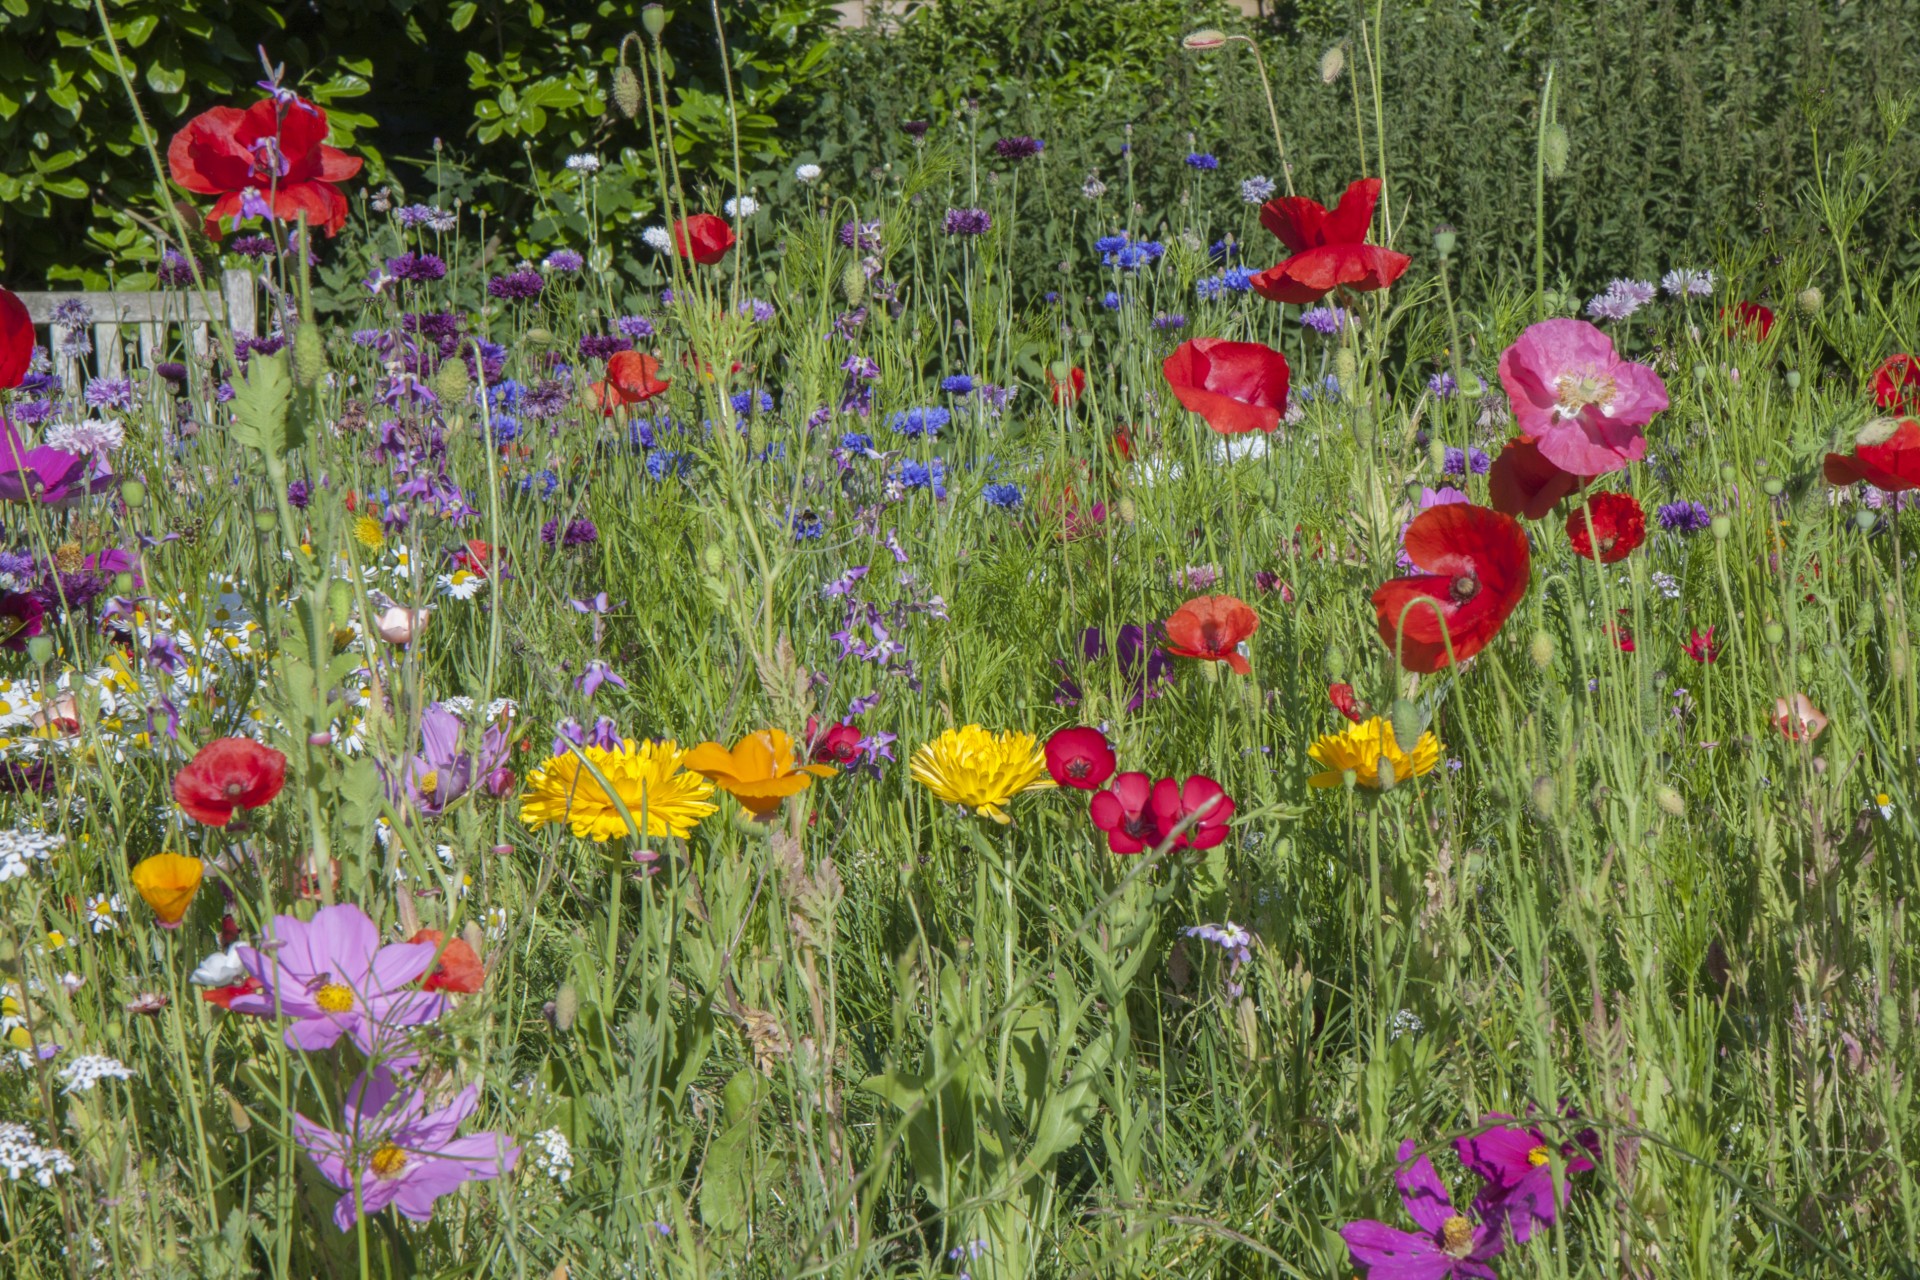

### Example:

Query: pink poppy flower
xmin=1497 ymin=319 xmax=1668 ymax=477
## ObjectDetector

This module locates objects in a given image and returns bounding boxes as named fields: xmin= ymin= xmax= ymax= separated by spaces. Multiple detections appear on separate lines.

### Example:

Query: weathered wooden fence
xmin=10 ymin=269 xmax=258 ymax=384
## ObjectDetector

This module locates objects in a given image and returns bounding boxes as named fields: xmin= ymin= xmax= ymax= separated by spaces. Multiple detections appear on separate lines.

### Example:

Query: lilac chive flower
xmin=485 ymin=270 xmax=544 ymax=300
xmin=229 ymin=904 xmax=447 ymax=1057
xmin=1339 ymin=1139 xmax=1524 ymax=1278
xmin=293 ymin=1072 xmax=518 ymax=1231
xmin=543 ymin=249 xmax=585 ymax=273
xmin=386 ymin=252 xmax=447 ymax=283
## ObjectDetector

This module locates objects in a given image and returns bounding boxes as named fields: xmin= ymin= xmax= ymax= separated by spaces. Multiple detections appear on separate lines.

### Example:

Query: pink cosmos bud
xmin=483 ymin=766 xmax=516 ymax=798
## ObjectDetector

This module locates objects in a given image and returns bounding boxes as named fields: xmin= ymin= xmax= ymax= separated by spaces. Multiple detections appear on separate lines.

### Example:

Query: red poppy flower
xmin=1089 ymin=772 xmax=1159 ymax=854
xmin=202 ymin=976 xmax=263 ymax=1009
xmin=1048 ymin=365 xmax=1087 ymax=406
xmin=1164 ymin=595 xmax=1259 ymax=675
xmin=1161 ymin=337 xmax=1291 ymax=435
xmin=805 ymin=717 xmax=862 ymax=766
xmin=411 ymin=928 xmax=484 ymax=994
xmin=1371 ymin=503 xmax=1530 ymax=673
xmin=1872 ymin=354 xmax=1920 ymax=415
xmin=173 ymin=737 xmax=288 ymax=826
xmin=673 ymin=214 xmax=736 ymax=265
xmin=0 ymin=286 xmax=31 ymax=389
xmin=1112 ymin=427 xmax=1135 ymax=461
xmin=1488 ymin=436 xmax=1587 ymax=520
xmin=1774 ymin=692 xmax=1828 ymax=742
xmin=166 ymin=95 xmax=362 ymax=238
xmin=453 ymin=540 xmax=493 ymax=578
xmin=1149 ymin=775 xmax=1234 ymax=850
xmin=1824 ymin=417 xmax=1920 ymax=492
xmin=1565 ymin=492 xmax=1646 ymax=563
xmin=1726 ymin=302 xmax=1774 ymax=340
xmin=1328 ymin=682 xmax=1368 ymax=723
xmin=1685 ymin=626 xmax=1719 ymax=663
xmin=1044 ymin=726 xmax=1116 ymax=791
xmin=1250 ymin=178 xmax=1410 ymax=305
xmin=591 ymin=350 xmax=671 ymax=413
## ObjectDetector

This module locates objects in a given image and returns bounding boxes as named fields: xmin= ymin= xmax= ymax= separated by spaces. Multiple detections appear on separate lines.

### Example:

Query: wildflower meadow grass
xmin=0 ymin=11 xmax=1918 ymax=1280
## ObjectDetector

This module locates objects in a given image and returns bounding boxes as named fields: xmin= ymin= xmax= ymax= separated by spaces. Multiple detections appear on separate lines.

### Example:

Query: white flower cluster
xmin=724 ymin=195 xmax=758 ymax=218
xmin=56 ymin=1054 xmax=134 ymax=1095
xmin=641 ymin=226 xmax=672 ymax=253
xmin=44 ymin=419 xmax=124 ymax=454
xmin=564 ymin=153 xmax=602 ymax=173
xmin=531 ymin=1128 xmax=574 ymax=1184
xmin=0 ymin=825 xmax=64 ymax=883
xmin=0 ymin=1123 xmax=75 ymax=1187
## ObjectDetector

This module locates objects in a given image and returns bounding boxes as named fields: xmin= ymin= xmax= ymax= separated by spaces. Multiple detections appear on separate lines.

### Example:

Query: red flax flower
xmin=1089 ymin=772 xmax=1158 ymax=853
xmin=1565 ymin=492 xmax=1646 ymax=563
xmin=1161 ymin=338 xmax=1291 ymax=434
xmin=1823 ymin=417 xmax=1920 ymax=492
xmin=1872 ymin=355 xmax=1920 ymax=415
xmin=173 ymin=738 xmax=288 ymax=826
xmin=673 ymin=214 xmax=736 ymax=265
xmin=1048 ymin=365 xmax=1087 ymax=406
xmin=1488 ymin=436 xmax=1587 ymax=521
xmin=1371 ymin=503 xmax=1530 ymax=673
xmin=1726 ymin=302 xmax=1774 ymax=340
xmin=1251 ymin=178 xmax=1410 ymax=305
xmin=1149 ymin=775 xmax=1233 ymax=850
xmin=590 ymin=350 xmax=671 ymax=413
xmin=0 ymin=286 xmax=31 ymax=388
xmin=411 ymin=929 xmax=484 ymax=994
xmin=1164 ymin=595 xmax=1259 ymax=675
xmin=1044 ymin=727 xmax=1116 ymax=790
xmin=167 ymin=94 xmax=362 ymax=238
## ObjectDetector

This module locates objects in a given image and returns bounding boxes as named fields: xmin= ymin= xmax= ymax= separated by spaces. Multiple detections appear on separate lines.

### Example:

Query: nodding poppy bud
xmin=1541 ymin=122 xmax=1569 ymax=178
xmin=1181 ymin=28 xmax=1229 ymax=50
xmin=1530 ymin=776 xmax=1556 ymax=815
xmin=842 ymin=261 xmax=866 ymax=305
xmin=1324 ymin=645 xmax=1346 ymax=681
xmin=552 ymin=982 xmax=579 ymax=1031
xmin=1529 ymin=631 xmax=1554 ymax=669
xmin=1431 ymin=222 xmax=1458 ymax=259
xmin=1796 ymin=287 xmax=1823 ymax=315
xmin=433 ymin=356 xmax=471 ymax=404
xmin=612 ymin=64 xmax=643 ymax=119
xmin=1319 ymin=44 xmax=1345 ymax=84
xmin=1427 ymin=437 xmax=1447 ymax=472
xmin=292 ymin=323 xmax=327 ymax=386
xmin=641 ymin=4 xmax=667 ymax=37
xmin=1377 ymin=755 xmax=1398 ymax=791
xmin=1654 ymin=786 xmax=1686 ymax=817
xmin=1334 ymin=348 xmax=1357 ymax=387
xmin=1389 ymin=698 xmax=1427 ymax=758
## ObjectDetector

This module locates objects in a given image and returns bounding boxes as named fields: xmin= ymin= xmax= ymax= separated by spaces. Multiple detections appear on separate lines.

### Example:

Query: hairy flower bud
xmin=1654 ymin=786 xmax=1686 ymax=817
xmin=1389 ymin=698 xmax=1426 ymax=757
xmin=292 ymin=323 xmax=327 ymax=386
xmin=841 ymin=261 xmax=866 ymax=306
xmin=612 ymin=64 xmax=643 ymax=119
xmin=433 ymin=356 xmax=471 ymax=405
xmin=552 ymin=982 xmax=578 ymax=1031
xmin=1541 ymin=122 xmax=1569 ymax=178
xmin=1796 ymin=286 xmax=1823 ymax=315
xmin=1320 ymin=45 xmax=1345 ymax=84
xmin=1529 ymin=630 xmax=1554 ymax=668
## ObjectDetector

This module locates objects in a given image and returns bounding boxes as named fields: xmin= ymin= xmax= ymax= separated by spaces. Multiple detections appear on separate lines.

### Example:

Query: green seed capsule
xmin=1763 ymin=621 xmax=1785 ymax=645
xmin=1710 ymin=515 xmax=1733 ymax=540
xmin=120 ymin=479 xmax=147 ymax=507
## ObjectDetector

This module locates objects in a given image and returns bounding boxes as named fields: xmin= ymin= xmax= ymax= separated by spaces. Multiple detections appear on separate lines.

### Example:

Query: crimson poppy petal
xmin=1161 ymin=338 xmax=1291 ymax=435
xmin=0 ymin=287 xmax=32 ymax=390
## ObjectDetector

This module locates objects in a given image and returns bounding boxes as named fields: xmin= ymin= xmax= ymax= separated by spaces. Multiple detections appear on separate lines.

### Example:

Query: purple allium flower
xmin=943 ymin=208 xmax=992 ymax=237
xmin=1185 ymin=152 xmax=1219 ymax=170
xmin=485 ymin=270 xmax=544 ymax=301
xmin=228 ymin=904 xmax=447 ymax=1057
xmin=1657 ymin=500 xmax=1711 ymax=534
xmin=386 ymin=252 xmax=447 ymax=283
xmin=615 ymin=315 xmax=656 ymax=339
xmin=293 ymin=1072 xmax=518 ymax=1232
xmin=1455 ymin=1114 xmax=1596 ymax=1241
xmin=994 ymin=135 xmax=1044 ymax=160
xmin=544 ymin=249 xmax=585 ymax=273
xmin=1339 ymin=1139 xmax=1522 ymax=1278
xmin=157 ymin=249 xmax=197 ymax=287
xmin=578 ymin=335 xmax=633 ymax=362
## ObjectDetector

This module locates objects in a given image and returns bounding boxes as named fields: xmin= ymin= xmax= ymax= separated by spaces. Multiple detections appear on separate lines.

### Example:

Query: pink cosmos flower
xmin=294 ymin=1071 xmax=518 ymax=1230
xmin=230 ymin=904 xmax=447 ymax=1058
xmin=1455 ymin=1113 xmax=1595 ymax=1242
xmin=1340 ymin=1139 xmax=1525 ymax=1278
xmin=1497 ymin=318 xmax=1668 ymax=477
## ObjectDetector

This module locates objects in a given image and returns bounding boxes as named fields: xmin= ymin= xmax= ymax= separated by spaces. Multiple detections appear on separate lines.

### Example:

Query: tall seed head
xmin=841 ymin=261 xmax=866 ymax=305
xmin=641 ymin=4 xmax=668 ymax=38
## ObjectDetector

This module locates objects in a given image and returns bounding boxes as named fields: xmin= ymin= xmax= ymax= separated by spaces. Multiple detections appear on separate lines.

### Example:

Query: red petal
xmin=0 ymin=288 xmax=32 ymax=390
xmin=1321 ymin=177 xmax=1383 ymax=244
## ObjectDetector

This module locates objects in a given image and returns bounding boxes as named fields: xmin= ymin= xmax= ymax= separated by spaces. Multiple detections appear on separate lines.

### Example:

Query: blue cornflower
xmin=646 ymin=450 xmax=690 ymax=481
xmin=1220 ymin=265 xmax=1257 ymax=293
xmin=887 ymin=406 xmax=951 ymax=438
xmin=1209 ymin=239 xmax=1239 ymax=263
xmin=1196 ymin=276 xmax=1224 ymax=302
xmin=1101 ymin=291 xmax=1124 ymax=311
xmin=521 ymin=468 xmax=560 ymax=498
xmin=1043 ymin=291 xmax=1060 ymax=304
xmin=1093 ymin=234 xmax=1129 ymax=256
xmin=895 ymin=458 xmax=947 ymax=498
xmin=940 ymin=374 xmax=975 ymax=395
xmin=790 ymin=509 xmax=825 ymax=540
xmin=1186 ymin=152 xmax=1219 ymax=171
xmin=840 ymin=432 xmax=875 ymax=454
xmin=1152 ymin=313 xmax=1187 ymax=331
xmin=731 ymin=389 xmax=775 ymax=415
xmin=1299 ymin=306 xmax=1349 ymax=335
xmin=981 ymin=482 xmax=1023 ymax=509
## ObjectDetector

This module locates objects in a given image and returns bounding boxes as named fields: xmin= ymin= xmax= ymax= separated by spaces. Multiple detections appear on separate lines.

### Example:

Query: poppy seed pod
xmin=1431 ymin=222 xmax=1458 ymax=259
xmin=1320 ymin=45 xmax=1345 ymax=84
xmin=1785 ymin=370 xmax=1801 ymax=390
xmin=1710 ymin=514 xmax=1732 ymax=539
xmin=1763 ymin=621 xmax=1785 ymax=645
xmin=1541 ymin=122 xmax=1570 ymax=178
xmin=120 ymin=479 xmax=148 ymax=507
xmin=25 ymin=635 xmax=53 ymax=665
xmin=612 ymin=64 xmax=643 ymax=119
xmin=292 ymin=324 xmax=327 ymax=386
xmin=641 ymin=4 xmax=668 ymax=37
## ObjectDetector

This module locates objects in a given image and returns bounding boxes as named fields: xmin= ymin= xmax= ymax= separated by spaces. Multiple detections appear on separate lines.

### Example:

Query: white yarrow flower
xmin=0 ymin=1123 xmax=76 ymax=1187
xmin=533 ymin=1128 xmax=574 ymax=1184
xmin=794 ymin=162 xmax=822 ymax=184
xmin=724 ymin=195 xmax=758 ymax=218
xmin=57 ymin=1054 xmax=134 ymax=1095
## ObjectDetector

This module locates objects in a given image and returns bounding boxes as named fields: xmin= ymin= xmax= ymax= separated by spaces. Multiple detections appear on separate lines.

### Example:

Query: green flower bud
xmin=1785 ymin=369 xmax=1802 ymax=390
xmin=1427 ymin=436 xmax=1447 ymax=472
xmin=1796 ymin=286 xmax=1822 ymax=315
xmin=842 ymin=261 xmax=866 ymax=306
xmin=1719 ymin=463 xmax=1737 ymax=483
xmin=641 ymin=4 xmax=668 ymax=38
xmin=1182 ymin=28 xmax=1229 ymax=50
xmin=119 ymin=479 xmax=147 ymax=508
xmin=292 ymin=324 xmax=327 ymax=386
xmin=1529 ymin=630 xmax=1555 ymax=668
xmin=1377 ymin=755 xmax=1398 ymax=791
xmin=1541 ymin=122 xmax=1569 ymax=178
xmin=553 ymin=982 xmax=578 ymax=1031
xmin=1319 ymin=45 xmax=1345 ymax=84
xmin=612 ymin=64 xmax=643 ymax=119
xmin=1324 ymin=645 xmax=1347 ymax=682
xmin=1710 ymin=514 xmax=1733 ymax=540
xmin=1389 ymin=697 xmax=1427 ymax=756
xmin=1334 ymin=348 xmax=1358 ymax=387
xmin=1654 ymin=786 xmax=1685 ymax=817
xmin=1762 ymin=621 xmax=1785 ymax=645
xmin=25 ymin=636 xmax=53 ymax=666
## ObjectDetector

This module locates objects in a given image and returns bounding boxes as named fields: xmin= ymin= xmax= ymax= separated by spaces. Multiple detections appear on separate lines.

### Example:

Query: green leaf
xmin=450 ymin=1 xmax=477 ymax=31
xmin=120 ymin=14 xmax=158 ymax=46
xmin=229 ymin=351 xmax=301 ymax=455
xmin=145 ymin=62 xmax=185 ymax=96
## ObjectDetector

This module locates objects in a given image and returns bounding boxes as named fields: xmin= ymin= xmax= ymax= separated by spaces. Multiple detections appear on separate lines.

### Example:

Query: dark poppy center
xmin=1067 ymin=759 xmax=1091 ymax=779
xmin=1449 ymin=574 xmax=1480 ymax=603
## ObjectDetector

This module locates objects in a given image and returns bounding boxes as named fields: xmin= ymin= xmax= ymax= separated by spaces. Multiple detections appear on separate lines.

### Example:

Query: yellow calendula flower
xmin=1307 ymin=716 xmax=1442 ymax=790
xmin=520 ymin=738 xmax=717 ymax=841
xmin=352 ymin=513 xmax=385 ymax=550
xmin=130 ymin=852 xmax=205 ymax=928
xmin=909 ymin=725 xmax=1054 ymax=823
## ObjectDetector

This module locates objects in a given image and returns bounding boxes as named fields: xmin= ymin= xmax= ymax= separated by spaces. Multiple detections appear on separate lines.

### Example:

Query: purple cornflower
xmin=1299 ymin=306 xmax=1349 ymax=335
xmin=1054 ymin=625 xmax=1173 ymax=712
xmin=943 ymin=208 xmax=992 ymax=237
xmin=229 ymin=904 xmax=447 ymax=1057
xmin=230 ymin=234 xmax=277 ymax=259
xmin=562 ymin=518 xmax=598 ymax=547
xmin=739 ymin=298 xmax=776 ymax=323
xmin=615 ymin=315 xmax=656 ymax=339
xmin=544 ymin=249 xmax=585 ymax=273
xmin=293 ymin=1072 xmax=518 ymax=1231
xmin=287 ymin=480 xmax=311 ymax=509
xmin=893 ymin=458 xmax=946 ymax=497
xmin=1585 ymin=291 xmax=1636 ymax=322
xmin=1657 ymin=500 xmax=1711 ymax=534
xmin=993 ymin=135 xmax=1044 ymax=160
xmin=485 ymin=270 xmax=544 ymax=301
xmin=386 ymin=252 xmax=447 ymax=283
xmin=1455 ymin=1113 xmax=1596 ymax=1241
xmin=1661 ymin=267 xmax=1714 ymax=298
xmin=839 ymin=220 xmax=883 ymax=252
xmin=1428 ymin=371 xmax=1459 ymax=399
xmin=1441 ymin=447 xmax=1491 ymax=476
xmin=901 ymin=120 xmax=930 ymax=138
xmin=157 ymin=249 xmax=197 ymax=287
xmin=1339 ymin=1139 xmax=1523 ymax=1278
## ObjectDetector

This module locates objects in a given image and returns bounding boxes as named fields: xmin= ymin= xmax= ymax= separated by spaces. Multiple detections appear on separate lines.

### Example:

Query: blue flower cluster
xmin=887 ymin=406 xmax=951 ymax=438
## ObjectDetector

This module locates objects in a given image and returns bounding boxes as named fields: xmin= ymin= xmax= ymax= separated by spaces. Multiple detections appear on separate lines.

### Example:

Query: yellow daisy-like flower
xmin=352 ymin=513 xmax=385 ymax=551
xmin=519 ymin=738 xmax=717 ymax=841
xmin=1307 ymin=716 xmax=1442 ymax=790
xmin=909 ymin=724 xmax=1055 ymax=823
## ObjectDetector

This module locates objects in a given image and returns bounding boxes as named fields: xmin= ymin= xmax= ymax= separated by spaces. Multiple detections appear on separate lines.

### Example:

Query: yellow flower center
xmin=1554 ymin=369 xmax=1618 ymax=414
xmin=314 ymin=983 xmax=354 ymax=1013
xmin=419 ymin=770 xmax=439 ymax=797
xmin=1441 ymin=1214 xmax=1474 ymax=1257
xmin=1528 ymin=1143 xmax=1552 ymax=1167
xmin=369 ymin=1144 xmax=408 ymax=1177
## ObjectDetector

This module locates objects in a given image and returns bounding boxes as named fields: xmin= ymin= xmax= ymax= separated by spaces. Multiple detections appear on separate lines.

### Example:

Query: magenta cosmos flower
xmin=1497 ymin=318 xmax=1667 ymax=477
xmin=1340 ymin=1139 xmax=1524 ymax=1278
xmin=294 ymin=1071 xmax=519 ymax=1230
xmin=1456 ymin=1113 xmax=1594 ymax=1241
xmin=230 ymin=904 xmax=446 ymax=1057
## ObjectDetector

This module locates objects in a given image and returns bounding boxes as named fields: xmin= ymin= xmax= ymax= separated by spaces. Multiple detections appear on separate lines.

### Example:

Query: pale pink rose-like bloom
xmin=1497 ymin=318 xmax=1668 ymax=477
xmin=372 ymin=605 xmax=429 ymax=645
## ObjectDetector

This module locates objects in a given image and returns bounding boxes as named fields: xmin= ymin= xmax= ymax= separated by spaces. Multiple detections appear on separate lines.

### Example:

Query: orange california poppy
xmin=684 ymin=728 xmax=836 ymax=817
xmin=130 ymin=852 xmax=205 ymax=928
xmin=1163 ymin=595 xmax=1260 ymax=675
